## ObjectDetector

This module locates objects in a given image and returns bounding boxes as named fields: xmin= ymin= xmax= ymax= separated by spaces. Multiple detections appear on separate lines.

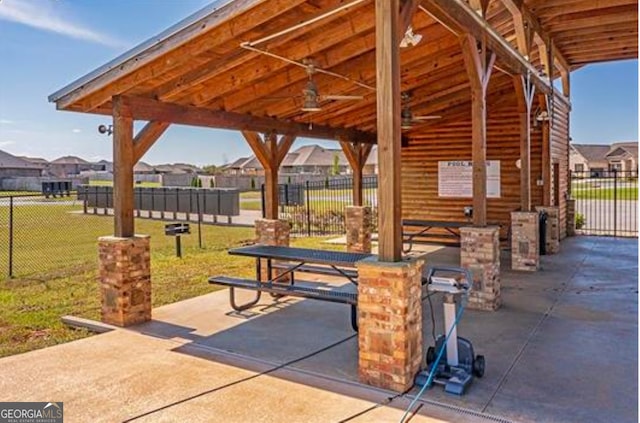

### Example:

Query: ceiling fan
xmin=300 ymin=60 xmax=364 ymax=112
xmin=401 ymin=92 xmax=441 ymax=130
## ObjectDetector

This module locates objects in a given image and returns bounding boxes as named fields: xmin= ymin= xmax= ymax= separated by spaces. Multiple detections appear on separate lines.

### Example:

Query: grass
xmin=0 ymin=202 xmax=338 ymax=357
xmin=571 ymin=186 xmax=638 ymax=200
xmin=89 ymin=180 xmax=161 ymax=187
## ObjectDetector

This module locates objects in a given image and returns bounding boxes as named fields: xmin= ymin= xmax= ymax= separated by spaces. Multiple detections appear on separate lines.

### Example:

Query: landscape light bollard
xmin=165 ymin=223 xmax=191 ymax=258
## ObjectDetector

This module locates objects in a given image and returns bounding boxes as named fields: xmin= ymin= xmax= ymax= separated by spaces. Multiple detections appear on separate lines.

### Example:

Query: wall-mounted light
xmin=98 ymin=124 xmax=113 ymax=136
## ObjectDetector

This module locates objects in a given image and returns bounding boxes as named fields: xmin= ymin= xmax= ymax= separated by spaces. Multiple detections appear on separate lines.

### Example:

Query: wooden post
xmin=539 ymin=94 xmax=552 ymax=206
xmin=376 ymin=0 xmax=402 ymax=262
xmin=460 ymin=34 xmax=495 ymax=226
xmin=340 ymin=141 xmax=373 ymax=206
xmin=242 ymin=131 xmax=295 ymax=220
xmin=112 ymin=96 xmax=135 ymax=238
xmin=514 ymin=74 xmax=535 ymax=211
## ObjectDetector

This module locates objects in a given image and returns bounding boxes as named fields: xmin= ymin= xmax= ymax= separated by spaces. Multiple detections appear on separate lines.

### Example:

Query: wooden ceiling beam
xmin=114 ymin=95 xmax=376 ymax=143
xmin=424 ymin=0 xmax=551 ymax=94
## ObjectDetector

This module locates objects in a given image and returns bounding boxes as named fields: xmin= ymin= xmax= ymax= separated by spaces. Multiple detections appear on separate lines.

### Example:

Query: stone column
xmin=511 ymin=212 xmax=540 ymax=271
xmin=567 ymin=199 xmax=576 ymax=236
xmin=460 ymin=227 xmax=501 ymax=311
xmin=345 ymin=206 xmax=372 ymax=253
xmin=98 ymin=235 xmax=151 ymax=326
xmin=356 ymin=258 xmax=424 ymax=392
xmin=536 ymin=206 xmax=560 ymax=254
xmin=255 ymin=219 xmax=290 ymax=282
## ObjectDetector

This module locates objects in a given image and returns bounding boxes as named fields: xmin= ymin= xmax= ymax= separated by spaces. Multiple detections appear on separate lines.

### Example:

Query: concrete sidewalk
xmin=0 ymin=236 xmax=636 ymax=422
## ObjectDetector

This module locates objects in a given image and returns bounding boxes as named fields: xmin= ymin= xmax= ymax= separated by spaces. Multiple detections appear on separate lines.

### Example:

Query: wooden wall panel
xmin=551 ymin=94 xmax=571 ymax=238
xmin=401 ymin=91 xmax=544 ymax=241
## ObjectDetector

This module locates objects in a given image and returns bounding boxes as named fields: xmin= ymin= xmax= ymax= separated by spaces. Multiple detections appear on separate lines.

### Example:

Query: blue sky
xmin=0 ymin=0 xmax=637 ymax=166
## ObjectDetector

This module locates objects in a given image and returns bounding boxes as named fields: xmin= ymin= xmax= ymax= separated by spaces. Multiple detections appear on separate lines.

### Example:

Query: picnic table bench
xmin=402 ymin=219 xmax=508 ymax=252
xmin=209 ymin=245 xmax=373 ymax=331
xmin=402 ymin=219 xmax=470 ymax=251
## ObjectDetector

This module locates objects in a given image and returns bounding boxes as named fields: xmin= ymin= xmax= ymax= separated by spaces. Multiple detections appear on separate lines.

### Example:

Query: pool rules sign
xmin=438 ymin=161 xmax=501 ymax=198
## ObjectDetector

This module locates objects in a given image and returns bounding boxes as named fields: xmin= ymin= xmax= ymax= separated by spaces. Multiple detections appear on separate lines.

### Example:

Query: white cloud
xmin=72 ymin=128 xmax=82 ymax=133
xmin=0 ymin=140 xmax=16 ymax=147
xmin=0 ymin=0 xmax=125 ymax=48
xmin=0 ymin=119 xmax=14 ymax=125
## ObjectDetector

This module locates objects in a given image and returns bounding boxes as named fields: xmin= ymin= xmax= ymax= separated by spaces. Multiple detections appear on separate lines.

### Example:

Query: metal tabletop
xmin=228 ymin=245 xmax=373 ymax=268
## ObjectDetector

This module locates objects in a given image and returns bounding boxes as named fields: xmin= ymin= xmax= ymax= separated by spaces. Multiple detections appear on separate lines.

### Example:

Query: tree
xmin=251 ymin=177 xmax=256 ymax=190
xmin=202 ymin=164 xmax=219 ymax=175
xmin=331 ymin=153 xmax=340 ymax=176
xmin=209 ymin=178 xmax=215 ymax=188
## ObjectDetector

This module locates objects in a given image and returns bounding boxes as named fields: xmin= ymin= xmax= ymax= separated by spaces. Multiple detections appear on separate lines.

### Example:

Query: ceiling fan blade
xmin=413 ymin=115 xmax=442 ymax=120
xmin=320 ymin=95 xmax=364 ymax=101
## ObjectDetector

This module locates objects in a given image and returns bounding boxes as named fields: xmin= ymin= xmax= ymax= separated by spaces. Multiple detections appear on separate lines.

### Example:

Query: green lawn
xmin=0 ymin=203 xmax=338 ymax=357
xmin=89 ymin=180 xmax=161 ymax=187
xmin=572 ymin=186 xmax=638 ymax=200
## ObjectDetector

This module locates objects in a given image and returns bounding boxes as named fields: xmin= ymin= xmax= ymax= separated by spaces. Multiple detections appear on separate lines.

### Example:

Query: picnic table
xmin=209 ymin=245 xmax=374 ymax=331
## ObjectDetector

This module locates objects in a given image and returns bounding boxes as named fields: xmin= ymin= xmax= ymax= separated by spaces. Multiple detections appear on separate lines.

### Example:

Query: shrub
xmin=575 ymin=213 xmax=585 ymax=229
xmin=209 ymin=179 xmax=215 ymax=188
xmin=250 ymin=177 xmax=256 ymax=190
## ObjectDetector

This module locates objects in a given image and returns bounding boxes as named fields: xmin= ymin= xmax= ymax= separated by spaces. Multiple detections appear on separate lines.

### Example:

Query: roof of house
xmin=225 ymin=157 xmax=250 ymax=169
xmin=50 ymin=155 xmax=91 ymax=165
xmin=571 ymin=144 xmax=611 ymax=163
xmin=283 ymin=145 xmax=348 ymax=167
xmin=133 ymin=161 xmax=155 ymax=173
xmin=606 ymin=142 xmax=638 ymax=160
xmin=0 ymin=150 xmax=43 ymax=170
xmin=19 ymin=156 xmax=49 ymax=166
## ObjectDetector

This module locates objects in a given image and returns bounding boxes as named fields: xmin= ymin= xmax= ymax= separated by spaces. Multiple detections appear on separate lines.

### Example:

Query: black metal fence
xmin=262 ymin=176 xmax=378 ymax=236
xmin=571 ymin=170 xmax=638 ymax=237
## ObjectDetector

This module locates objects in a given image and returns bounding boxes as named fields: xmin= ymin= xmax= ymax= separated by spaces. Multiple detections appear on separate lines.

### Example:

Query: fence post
xmin=197 ymin=190 xmax=203 ymax=248
xmin=306 ymin=181 xmax=311 ymax=237
xmin=613 ymin=168 xmax=618 ymax=237
xmin=8 ymin=196 xmax=14 ymax=278
xmin=261 ymin=184 xmax=266 ymax=218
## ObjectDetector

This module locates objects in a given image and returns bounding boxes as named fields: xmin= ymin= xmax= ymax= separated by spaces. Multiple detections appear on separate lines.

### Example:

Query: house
xmin=225 ymin=145 xmax=352 ymax=176
xmin=570 ymin=142 xmax=638 ymax=177
xmin=48 ymin=156 xmax=94 ymax=177
xmin=133 ymin=161 xmax=155 ymax=174
xmin=0 ymin=149 xmax=43 ymax=179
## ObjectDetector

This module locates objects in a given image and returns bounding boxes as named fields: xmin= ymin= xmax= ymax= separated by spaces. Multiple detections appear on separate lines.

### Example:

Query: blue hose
xmin=399 ymin=297 xmax=468 ymax=423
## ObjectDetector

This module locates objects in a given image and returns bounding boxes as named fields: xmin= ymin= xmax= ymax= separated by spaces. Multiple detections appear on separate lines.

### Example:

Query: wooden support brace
xmin=538 ymin=94 xmax=552 ymax=206
xmin=133 ymin=121 xmax=170 ymax=163
xmin=340 ymin=140 xmax=373 ymax=206
xmin=460 ymin=33 xmax=494 ymax=226
xmin=242 ymin=130 xmax=296 ymax=219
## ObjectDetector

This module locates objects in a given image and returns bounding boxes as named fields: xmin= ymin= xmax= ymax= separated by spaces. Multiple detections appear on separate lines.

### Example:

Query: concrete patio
xmin=0 ymin=236 xmax=636 ymax=422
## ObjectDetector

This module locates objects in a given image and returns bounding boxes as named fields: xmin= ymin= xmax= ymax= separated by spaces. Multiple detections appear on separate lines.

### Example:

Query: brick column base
xmin=345 ymin=206 xmax=372 ymax=253
xmin=511 ymin=212 xmax=540 ymax=271
xmin=567 ymin=199 xmax=576 ymax=236
xmin=460 ymin=227 xmax=501 ymax=311
xmin=356 ymin=258 xmax=424 ymax=392
xmin=255 ymin=219 xmax=290 ymax=282
xmin=98 ymin=235 xmax=151 ymax=326
xmin=536 ymin=206 xmax=560 ymax=254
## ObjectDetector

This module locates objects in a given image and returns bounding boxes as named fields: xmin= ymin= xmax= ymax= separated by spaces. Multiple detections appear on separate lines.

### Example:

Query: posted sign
xmin=438 ymin=161 xmax=501 ymax=198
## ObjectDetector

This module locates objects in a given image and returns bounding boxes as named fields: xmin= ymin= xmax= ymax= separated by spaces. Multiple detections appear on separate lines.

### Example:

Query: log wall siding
xmin=401 ymin=93 xmax=545 ymax=240
xmin=550 ymin=93 xmax=571 ymax=238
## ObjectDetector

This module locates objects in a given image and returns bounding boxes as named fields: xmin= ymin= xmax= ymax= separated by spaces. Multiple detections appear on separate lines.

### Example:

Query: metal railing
xmin=571 ymin=169 xmax=638 ymax=237
xmin=262 ymin=176 xmax=378 ymax=236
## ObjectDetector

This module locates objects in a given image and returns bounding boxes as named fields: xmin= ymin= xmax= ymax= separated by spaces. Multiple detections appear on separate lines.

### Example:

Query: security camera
xmin=98 ymin=124 xmax=113 ymax=135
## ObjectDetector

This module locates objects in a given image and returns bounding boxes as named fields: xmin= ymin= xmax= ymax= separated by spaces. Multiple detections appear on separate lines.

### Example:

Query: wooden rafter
xmin=468 ymin=0 xmax=491 ymax=17
xmin=425 ymin=0 xmax=551 ymax=94
xmin=110 ymin=95 xmax=376 ymax=144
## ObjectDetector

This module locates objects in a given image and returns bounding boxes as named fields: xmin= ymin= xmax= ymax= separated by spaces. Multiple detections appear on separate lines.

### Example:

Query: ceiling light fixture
xmin=400 ymin=26 xmax=423 ymax=48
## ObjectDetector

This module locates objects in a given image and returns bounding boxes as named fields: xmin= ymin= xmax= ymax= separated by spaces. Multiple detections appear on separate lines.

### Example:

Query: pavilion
xmin=49 ymin=0 xmax=637 ymax=392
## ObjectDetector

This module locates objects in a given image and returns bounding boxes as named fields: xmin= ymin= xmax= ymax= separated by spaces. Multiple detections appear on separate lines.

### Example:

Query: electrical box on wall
xmin=536 ymin=179 xmax=544 ymax=186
